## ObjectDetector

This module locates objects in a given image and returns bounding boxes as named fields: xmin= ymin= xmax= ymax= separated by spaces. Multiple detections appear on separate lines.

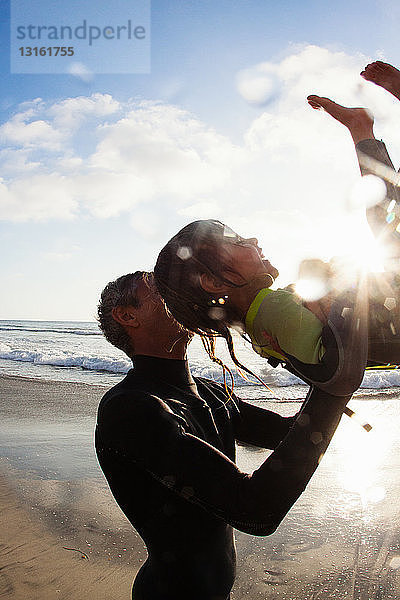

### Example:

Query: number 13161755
xmin=18 ymin=47 xmax=74 ymax=56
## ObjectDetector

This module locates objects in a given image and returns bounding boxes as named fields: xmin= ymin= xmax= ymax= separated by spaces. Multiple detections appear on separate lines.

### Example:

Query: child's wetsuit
xmin=245 ymin=140 xmax=400 ymax=394
xmin=245 ymin=286 xmax=325 ymax=364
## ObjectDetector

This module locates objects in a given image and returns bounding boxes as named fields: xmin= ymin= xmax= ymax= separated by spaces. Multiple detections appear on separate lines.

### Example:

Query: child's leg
xmin=361 ymin=61 xmax=400 ymax=101
xmin=307 ymin=95 xmax=400 ymax=365
xmin=307 ymin=95 xmax=400 ymax=259
xmin=307 ymin=95 xmax=374 ymax=143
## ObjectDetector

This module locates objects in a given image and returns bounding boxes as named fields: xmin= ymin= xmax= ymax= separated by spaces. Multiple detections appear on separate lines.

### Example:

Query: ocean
xmin=2 ymin=320 xmax=400 ymax=598
xmin=1 ymin=319 xmax=400 ymax=397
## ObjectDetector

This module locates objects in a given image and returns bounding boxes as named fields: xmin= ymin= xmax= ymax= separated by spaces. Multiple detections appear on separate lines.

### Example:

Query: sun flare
xmin=344 ymin=230 xmax=387 ymax=274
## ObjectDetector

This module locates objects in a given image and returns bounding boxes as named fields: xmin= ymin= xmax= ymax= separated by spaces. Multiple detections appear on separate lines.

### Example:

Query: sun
xmin=294 ymin=219 xmax=388 ymax=302
xmin=345 ymin=229 xmax=387 ymax=273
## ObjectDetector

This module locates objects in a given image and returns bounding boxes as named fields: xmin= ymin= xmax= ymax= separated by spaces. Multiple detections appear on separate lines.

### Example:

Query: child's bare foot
xmin=307 ymin=95 xmax=374 ymax=144
xmin=361 ymin=61 xmax=400 ymax=100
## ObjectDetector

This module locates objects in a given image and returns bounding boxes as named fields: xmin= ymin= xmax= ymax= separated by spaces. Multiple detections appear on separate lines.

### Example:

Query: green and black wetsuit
xmin=244 ymin=140 xmax=400 ymax=393
xmin=96 ymin=355 xmax=352 ymax=600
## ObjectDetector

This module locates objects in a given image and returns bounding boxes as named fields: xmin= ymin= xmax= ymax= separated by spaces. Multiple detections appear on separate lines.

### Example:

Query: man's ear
xmin=112 ymin=306 xmax=140 ymax=328
xmin=199 ymin=272 xmax=226 ymax=294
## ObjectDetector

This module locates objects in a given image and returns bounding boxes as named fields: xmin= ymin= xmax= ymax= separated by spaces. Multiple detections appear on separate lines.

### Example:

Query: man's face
xmin=135 ymin=278 xmax=187 ymax=338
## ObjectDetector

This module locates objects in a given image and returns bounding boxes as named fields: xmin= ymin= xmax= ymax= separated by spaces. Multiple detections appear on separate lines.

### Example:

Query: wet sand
xmin=0 ymin=375 xmax=146 ymax=599
xmin=1 ymin=374 xmax=400 ymax=599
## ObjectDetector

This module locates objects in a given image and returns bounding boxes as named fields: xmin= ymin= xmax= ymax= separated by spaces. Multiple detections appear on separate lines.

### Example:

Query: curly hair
xmin=97 ymin=271 xmax=147 ymax=358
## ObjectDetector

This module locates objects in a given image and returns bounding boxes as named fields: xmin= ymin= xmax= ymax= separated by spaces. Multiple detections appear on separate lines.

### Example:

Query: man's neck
xmin=131 ymin=353 xmax=197 ymax=388
xmin=132 ymin=333 xmax=189 ymax=360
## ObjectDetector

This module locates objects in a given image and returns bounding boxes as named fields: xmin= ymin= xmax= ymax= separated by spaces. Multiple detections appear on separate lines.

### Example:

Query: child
xmin=154 ymin=216 xmax=372 ymax=396
xmin=154 ymin=63 xmax=400 ymax=395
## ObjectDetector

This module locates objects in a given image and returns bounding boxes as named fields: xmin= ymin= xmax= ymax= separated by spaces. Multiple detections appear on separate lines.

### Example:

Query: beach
xmin=0 ymin=375 xmax=147 ymax=599
xmin=2 ymin=374 xmax=400 ymax=599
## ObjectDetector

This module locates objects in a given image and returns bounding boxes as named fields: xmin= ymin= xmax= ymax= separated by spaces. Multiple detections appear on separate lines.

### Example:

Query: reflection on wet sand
xmin=1 ymin=464 xmax=147 ymax=563
xmin=234 ymin=394 xmax=400 ymax=599
xmin=1 ymin=375 xmax=400 ymax=598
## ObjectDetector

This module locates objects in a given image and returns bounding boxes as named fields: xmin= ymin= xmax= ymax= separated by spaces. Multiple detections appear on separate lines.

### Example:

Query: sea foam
xmin=1 ymin=319 xmax=400 ymax=390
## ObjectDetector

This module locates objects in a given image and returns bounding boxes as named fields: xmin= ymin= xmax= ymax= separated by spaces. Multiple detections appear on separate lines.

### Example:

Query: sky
xmin=1 ymin=0 xmax=400 ymax=321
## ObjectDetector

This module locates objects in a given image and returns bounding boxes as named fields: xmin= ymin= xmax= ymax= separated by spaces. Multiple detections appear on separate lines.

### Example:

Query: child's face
xmin=220 ymin=233 xmax=279 ymax=286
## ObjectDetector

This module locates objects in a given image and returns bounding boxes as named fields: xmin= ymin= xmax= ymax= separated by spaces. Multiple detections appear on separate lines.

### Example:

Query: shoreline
xmin=0 ymin=371 xmax=111 ymax=388
xmin=2 ymin=371 xmax=400 ymax=401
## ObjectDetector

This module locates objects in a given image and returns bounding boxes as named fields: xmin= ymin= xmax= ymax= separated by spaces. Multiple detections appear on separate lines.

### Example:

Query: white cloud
xmin=73 ymin=171 xmax=154 ymax=217
xmin=89 ymin=102 xmax=238 ymax=204
xmin=68 ymin=62 xmax=95 ymax=84
xmin=178 ymin=200 xmax=222 ymax=220
xmin=0 ymin=148 xmax=41 ymax=174
xmin=49 ymin=93 xmax=120 ymax=130
xmin=42 ymin=251 xmax=73 ymax=261
xmin=0 ymin=174 xmax=77 ymax=221
xmin=0 ymin=112 xmax=64 ymax=150
xmin=236 ymin=66 xmax=280 ymax=106
xmin=0 ymin=97 xmax=239 ymax=222
xmin=2 ymin=44 xmax=400 ymax=282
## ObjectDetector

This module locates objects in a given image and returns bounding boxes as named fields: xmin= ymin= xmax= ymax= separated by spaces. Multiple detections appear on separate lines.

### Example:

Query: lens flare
xmin=349 ymin=174 xmax=387 ymax=210
xmin=295 ymin=278 xmax=329 ymax=301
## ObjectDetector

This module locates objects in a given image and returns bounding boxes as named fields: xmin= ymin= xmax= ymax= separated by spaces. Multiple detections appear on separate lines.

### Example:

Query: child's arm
xmin=303 ymin=296 xmax=333 ymax=324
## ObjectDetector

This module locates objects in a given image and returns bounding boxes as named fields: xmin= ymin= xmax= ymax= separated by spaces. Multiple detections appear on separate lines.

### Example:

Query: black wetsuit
xmin=267 ymin=140 xmax=400 ymax=392
xmin=95 ymin=355 xmax=351 ymax=600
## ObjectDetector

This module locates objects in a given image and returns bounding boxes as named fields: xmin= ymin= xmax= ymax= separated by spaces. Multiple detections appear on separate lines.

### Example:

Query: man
xmin=95 ymin=271 xmax=354 ymax=600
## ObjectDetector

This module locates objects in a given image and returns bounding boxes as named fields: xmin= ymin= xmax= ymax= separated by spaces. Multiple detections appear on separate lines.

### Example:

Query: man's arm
xmin=197 ymin=378 xmax=297 ymax=449
xmin=232 ymin=398 xmax=297 ymax=449
xmin=97 ymin=386 xmax=349 ymax=536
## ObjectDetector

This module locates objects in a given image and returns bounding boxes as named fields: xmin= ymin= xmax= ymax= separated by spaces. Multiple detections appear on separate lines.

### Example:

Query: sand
xmin=0 ymin=375 xmax=147 ymax=599
xmin=2 ymin=374 xmax=400 ymax=599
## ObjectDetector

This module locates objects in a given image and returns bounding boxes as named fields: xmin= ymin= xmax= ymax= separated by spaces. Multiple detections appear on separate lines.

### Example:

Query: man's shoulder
xmin=194 ymin=376 xmax=226 ymax=393
xmin=97 ymin=372 xmax=169 ymax=418
xmin=99 ymin=371 xmax=135 ymax=404
xmin=194 ymin=377 xmax=239 ymax=407
xmin=98 ymin=373 xmax=237 ymax=412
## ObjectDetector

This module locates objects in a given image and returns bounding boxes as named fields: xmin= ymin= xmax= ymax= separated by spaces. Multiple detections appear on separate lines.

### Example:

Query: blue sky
xmin=1 ymin=0 xmax=400 ymax=320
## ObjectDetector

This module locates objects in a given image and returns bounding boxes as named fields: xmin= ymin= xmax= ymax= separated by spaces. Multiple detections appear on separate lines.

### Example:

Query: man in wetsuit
xmin=95 ymin=271 xmax=356 ymax=600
